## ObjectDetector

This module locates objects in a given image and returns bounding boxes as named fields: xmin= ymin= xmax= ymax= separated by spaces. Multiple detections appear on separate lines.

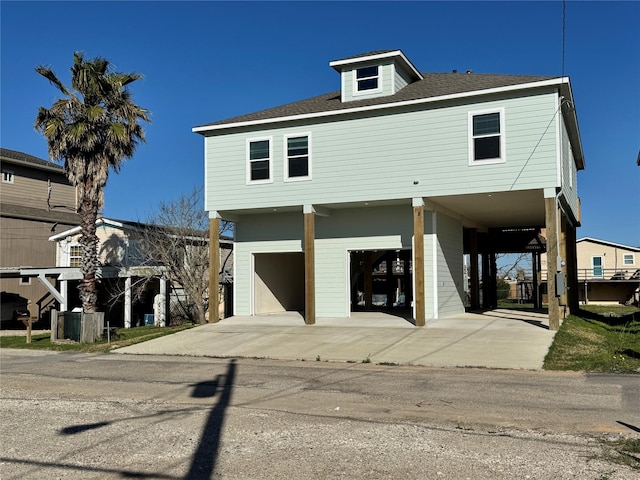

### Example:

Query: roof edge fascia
xmin=1 ymin=156 xmax=65 ymax=174
xmin=48 ymin=217 xmax=125 ymax=241
xmin=193 ymin=77 xmax=567 ymax=134
xmin=577 ymin=237 xmax=640 ymax=252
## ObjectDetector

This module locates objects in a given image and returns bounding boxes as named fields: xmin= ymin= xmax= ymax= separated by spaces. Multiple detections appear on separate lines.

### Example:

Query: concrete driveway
xmin=115 ymin=309 xmax=556 ymax=370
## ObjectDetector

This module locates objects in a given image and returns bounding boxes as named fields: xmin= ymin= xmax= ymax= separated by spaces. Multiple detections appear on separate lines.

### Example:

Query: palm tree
xmin=35 ymin=52 xmax=150 ymax=313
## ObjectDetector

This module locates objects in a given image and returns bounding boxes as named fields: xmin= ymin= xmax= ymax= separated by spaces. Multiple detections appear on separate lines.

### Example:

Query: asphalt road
xmin=1 ymin=349 xmax=639 ymax=479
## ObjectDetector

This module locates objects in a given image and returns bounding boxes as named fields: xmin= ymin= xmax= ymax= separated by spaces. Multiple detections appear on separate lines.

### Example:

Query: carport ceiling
xmin=430 ymin=189 xmax=546 ymax=229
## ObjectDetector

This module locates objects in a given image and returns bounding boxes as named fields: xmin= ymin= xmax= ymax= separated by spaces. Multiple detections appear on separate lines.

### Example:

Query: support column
xmin=559 ymin=213 xmax=568 ymax=311
xmin=385 ymin=251 xmax=394 ymax=308
xmin=481 ymin=252 xmax=490 ymax=309
xmin=60 ymin=280 xmax=68 ymax=313
xmin=532 ymin=252 xmax=540 ymax=309
xmin=413 ymin=199 xmax=425 ymax=327
xmin=209 ymin=215 xmax=220 ymax=323
xmin=159 ymin=277 xmax=167 ymax=327
xmin=364 ymin=251 xmax=373 ymax=310
xmin=566 ymin=220 xmax=579 ymax=314
xmin=469 ymin=229 xmax=480 ymax=310
xmin=124 ymin=276 xmax=132 ymax=328
xmin=545 ymin=197 xmax=560 ymax=330
xmin=304 ymin=210 xmax=316 ymax=325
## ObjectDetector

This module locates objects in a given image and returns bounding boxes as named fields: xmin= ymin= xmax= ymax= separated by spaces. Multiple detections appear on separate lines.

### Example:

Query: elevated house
xmin=47 ymin=218 xmax=234 ymax=327
xmin=0 ymin=148 xmax=79 ymax=323
xmin=194 ymin=50 xmax=585 ymax=329
xmin=574 ymin=237 xmax=639 ymax=305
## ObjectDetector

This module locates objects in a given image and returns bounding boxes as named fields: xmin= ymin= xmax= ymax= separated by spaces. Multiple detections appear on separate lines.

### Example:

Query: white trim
xmin=345 ymin=249 xmax=351 ymax=318
xmin=246 ymin=136 xmax=273 ymax=185
xmin=467 ymin=108 xmax=506 ymax=166
xmin=577 ymin=237 xmax=640 ymax=252
xmin=555 ymin=93 xmax=563 ymax=189
xmin=249 ymin=252 xmax=255 ymax=315
xmin=283 ymin=132 xmax=312 ymax=182
xmin=432 ymin=212 xmax=438 ymax=320
xmin=591 ymin=255 xmax=604 ymax=278
xmin=352 ymin=65 xmax=382 ymax=96
xmin=193 ymin=78 xmax=569 ymax=134
xmin=232 ymin=247 xmax=237 ymax=316
xmin=2 ymin=169 xmax=14 ymax=184
xmin=329 ymin=50 xmax=423 ymax=80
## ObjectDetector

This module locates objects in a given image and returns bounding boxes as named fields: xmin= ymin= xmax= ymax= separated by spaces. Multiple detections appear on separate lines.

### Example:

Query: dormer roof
xmin=329 ymin=49 xmax=423 ymax=81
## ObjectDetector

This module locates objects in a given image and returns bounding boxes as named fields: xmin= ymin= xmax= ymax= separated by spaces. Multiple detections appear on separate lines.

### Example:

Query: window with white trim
xmin=69 ymin=244 xmax=82 ymax=267
xmin=469 ymin=109 xmax=505 ymax=164
xmin=355 ymin=66 xmax=380 ymax=93
xmin=2 ymin=169 xmax=14 ymax=183
xmin=623 ymin=254 xmax=635 ymax=265
xmin=247 ymin=138 xmax=272 ymax=184
xmin=285 ymin=134 xmax=311 ymax=181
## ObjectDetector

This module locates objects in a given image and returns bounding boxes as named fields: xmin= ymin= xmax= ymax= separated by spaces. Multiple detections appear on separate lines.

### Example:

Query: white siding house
xmin=194 ymin=50 xmax=585 ymax=329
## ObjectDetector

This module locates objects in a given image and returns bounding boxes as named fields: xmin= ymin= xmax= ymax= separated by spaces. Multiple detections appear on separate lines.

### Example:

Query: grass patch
xmin=544 ymin=309 xmax=640 ymax=373
xmin=597 ymin=437 xmax=640 ymax=471
xmin=581 ymin=304 xmax=640 ymax=316
xmin=0 ymin=324 xmax=195 ymax=353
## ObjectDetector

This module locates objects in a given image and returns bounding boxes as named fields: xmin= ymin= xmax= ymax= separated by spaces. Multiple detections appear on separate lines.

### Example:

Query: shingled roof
xmin=196 ymin=72 xmax=558 ymax=129
xmin=1 ymin=148 xmax=63 ymax=172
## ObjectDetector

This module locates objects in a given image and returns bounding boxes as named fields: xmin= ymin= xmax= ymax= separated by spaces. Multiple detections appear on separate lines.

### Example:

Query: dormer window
xmin=356 ymin=66 xmax=380 ymax=92
xmin=331 ymin=50 xmax=422 ymax=103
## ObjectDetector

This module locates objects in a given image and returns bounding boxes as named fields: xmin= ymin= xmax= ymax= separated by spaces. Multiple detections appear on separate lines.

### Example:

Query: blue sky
xmin=2 ymin=1 xmax=639 ymax=247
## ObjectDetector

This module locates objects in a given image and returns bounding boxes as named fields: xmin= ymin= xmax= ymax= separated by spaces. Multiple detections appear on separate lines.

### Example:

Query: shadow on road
xmin=185 ymin=358 xmax=237 ymax=480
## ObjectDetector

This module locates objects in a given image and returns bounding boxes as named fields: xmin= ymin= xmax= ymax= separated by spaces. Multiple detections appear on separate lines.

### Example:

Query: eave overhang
xmin=193 ymin=78 xmax=574 ymax=135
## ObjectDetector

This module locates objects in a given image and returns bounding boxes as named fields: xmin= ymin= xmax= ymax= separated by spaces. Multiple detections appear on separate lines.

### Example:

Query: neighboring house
xmin=193 ymin=49 xmax=585 ymax=329
xmin=45 ymin=217 xmax=234 ymax=326
xmin=575 ymin=237 xmax=639 ymax=305
xmin=0 ymin=148 xmax=79 ymax=323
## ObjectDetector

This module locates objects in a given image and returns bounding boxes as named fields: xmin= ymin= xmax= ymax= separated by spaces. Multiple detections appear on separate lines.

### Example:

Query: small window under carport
xmin=253 ymin=252 xmax=304 ymax=314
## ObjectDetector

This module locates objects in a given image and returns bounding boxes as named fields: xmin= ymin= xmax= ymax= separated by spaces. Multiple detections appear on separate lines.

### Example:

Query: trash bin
xmin=144 ymin=314 xmax=155 ymax=326
xmin=63 ymin=312 xmax=82 ymax=342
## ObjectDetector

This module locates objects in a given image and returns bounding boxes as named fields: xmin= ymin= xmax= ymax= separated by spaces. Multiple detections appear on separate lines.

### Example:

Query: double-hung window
xmin=69 ymin=244 xmax=82 ymax=267
xmin=2 ymin=169 xmax=14 ymax=183
xmin=285 ymin=134 xmax=311 ymax=181
xmin=355 ymin=66 xmax=380 ymax=93
xmin=247 ymin=137 xmax=272 ymax=184
xmin=469 ymin=109 xmax=505 ymax=164
xmin=623 ymin=254 xmax=635 ymax=266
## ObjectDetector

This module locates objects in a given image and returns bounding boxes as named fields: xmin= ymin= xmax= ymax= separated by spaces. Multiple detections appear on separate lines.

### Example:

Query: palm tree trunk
xmin=78 ymin=188 xmax=101 ymax=313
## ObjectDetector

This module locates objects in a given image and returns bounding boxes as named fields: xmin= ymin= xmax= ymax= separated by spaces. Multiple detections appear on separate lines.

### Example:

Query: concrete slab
xmin=114 ymin=309 xmax=556 ymax=370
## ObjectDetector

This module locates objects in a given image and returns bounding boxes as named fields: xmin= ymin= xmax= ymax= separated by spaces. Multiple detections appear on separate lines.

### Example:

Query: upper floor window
xmin=69 ymin=244 xmax=82 ymax=267
xmin=285 ymin=134 xmax=311 ymax=181
xmin=247 ymin=137 xmax=272 ymax=184
xmin=623 ymin=254 xmax=635 ymax=265
xmin=355 ymin=66 xmax=380 ymax=93
xmin=468 ymin=109 xmax=505 ymax=165
xmin=2 ymin=170 xmax=14 ymax=183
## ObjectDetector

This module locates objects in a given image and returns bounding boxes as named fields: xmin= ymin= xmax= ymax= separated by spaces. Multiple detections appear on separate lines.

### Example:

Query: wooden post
xmin=209 ymin=216 xmax=220 ymax=323
xmin=545 ymin=197 xmax=560 ymax=330
xmin=413 ymin=204 xmax=425 ymax=326
xmin=532 ymin=252 xmax=540 ymax=309
xmin=469 ymin=228 xmax=479 ymax=310
xmin=566 ymin=221 xmax=579 ymax=314
xmin=304 ymin=211 xmax=316 ymax=325
xmin=559 ymin=213 xmax=568 ymax=310
xmin=481 ymin=252 xmax=490 ymax=309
